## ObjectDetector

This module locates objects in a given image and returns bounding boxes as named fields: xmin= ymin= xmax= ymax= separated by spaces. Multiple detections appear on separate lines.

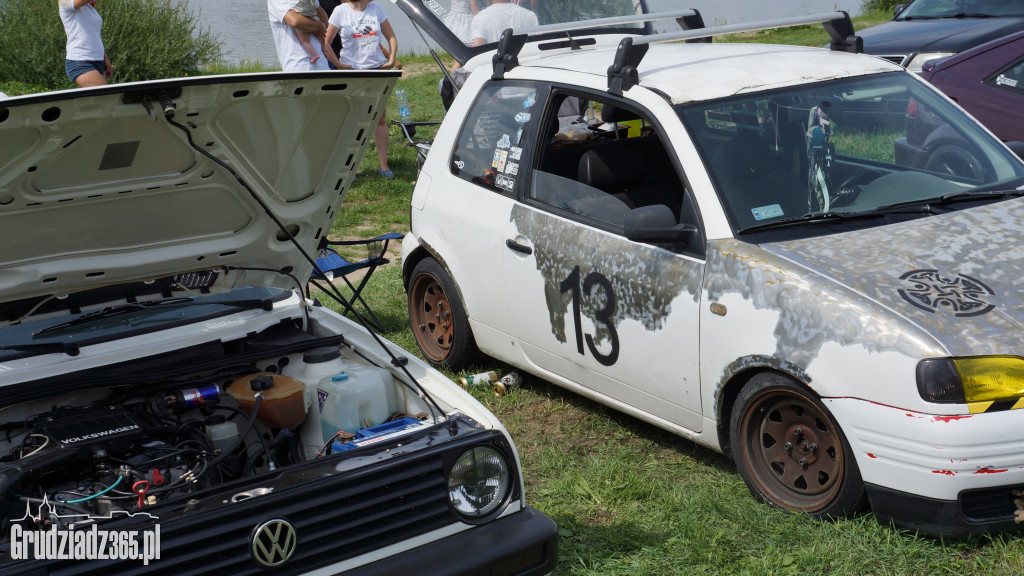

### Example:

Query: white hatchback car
xmin=0 ymin=73 xmax=555 ymax=573
xmin=397 ymin=2 xmax=1024 ymax=537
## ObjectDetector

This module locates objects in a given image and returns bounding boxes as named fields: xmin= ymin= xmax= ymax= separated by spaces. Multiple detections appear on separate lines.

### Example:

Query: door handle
xmin=505 ymin=239 xmax=533 ymax=255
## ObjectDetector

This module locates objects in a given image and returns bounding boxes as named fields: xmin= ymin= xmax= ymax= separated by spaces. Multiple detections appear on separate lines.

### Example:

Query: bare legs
xmin=375 ymin=104 xmax=391 ymax=173
xmin=75 ymin=70 xmax=106 ymax=88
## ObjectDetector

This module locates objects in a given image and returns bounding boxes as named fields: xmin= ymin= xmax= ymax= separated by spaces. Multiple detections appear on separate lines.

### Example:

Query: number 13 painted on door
xmin=559 ymin=265 xmax=620 ymax=366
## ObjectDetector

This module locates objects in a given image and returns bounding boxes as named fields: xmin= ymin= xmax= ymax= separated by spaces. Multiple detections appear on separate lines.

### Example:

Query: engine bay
xmin=0 ymin=331 xmax=442 ymax=543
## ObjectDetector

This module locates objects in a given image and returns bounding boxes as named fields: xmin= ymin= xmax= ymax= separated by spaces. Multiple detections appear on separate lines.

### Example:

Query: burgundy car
xmin=921 ymin=31 xmax=1024 ymax=142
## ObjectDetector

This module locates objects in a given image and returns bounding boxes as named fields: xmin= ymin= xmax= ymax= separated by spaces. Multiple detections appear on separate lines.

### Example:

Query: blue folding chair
xmin=311 ymin=232 xmax=404 ymax=331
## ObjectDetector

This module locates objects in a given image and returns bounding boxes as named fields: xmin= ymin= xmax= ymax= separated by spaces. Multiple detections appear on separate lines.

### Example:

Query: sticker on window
xmin=505 ymin=162 xmax=519 ymax=176
xmin=752 ymin=204 xmax=784 ymax=220
xmin=496 ymin=174 xmax=515 ymax=191
xmin=497 ymin=134 xmax=511 ymax=149
xmin=996 ymin=74 xmax=1018 ymax=88
xmin=497 ymin=150 xmax=509 ymax=172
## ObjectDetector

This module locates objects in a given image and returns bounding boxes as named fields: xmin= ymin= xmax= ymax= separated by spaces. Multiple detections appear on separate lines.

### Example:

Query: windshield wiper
xmin=31 ymin=297 xmax=274 ymax=337
xmin=738 ymin=204 xmax=941 ymax=234
xmin=877 ymin=189 xmax=1024 ymax=212
xmin=0 ymin=342 xmax=81 ymax=357
xmin=739 ymin=210 xmax=889 ymax=233
xmin=951 ymin=12 xmax=996 ymax=18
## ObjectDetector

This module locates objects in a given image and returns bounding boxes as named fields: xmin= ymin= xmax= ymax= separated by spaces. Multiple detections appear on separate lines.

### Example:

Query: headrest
xmin=578 ymin=145 xmax=646 ymax=191
xmin=601 ymin=104 xmax=641 ymax=123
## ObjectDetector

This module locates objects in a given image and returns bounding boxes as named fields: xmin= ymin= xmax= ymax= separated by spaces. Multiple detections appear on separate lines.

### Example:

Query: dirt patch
xmin=397 ymin=61 xmax=443 ymax=79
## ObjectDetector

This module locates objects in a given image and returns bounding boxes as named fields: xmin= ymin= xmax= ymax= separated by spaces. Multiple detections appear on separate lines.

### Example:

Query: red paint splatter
xmin=931 ymin=415 xmax=972 ymax=423
xmin=906 ymin=412 xmax=919 ymax=418
xmin=973 ymin=467 xmax=1008 ymax=474
xmin=867 ymin=453 xmax=877 ymax=459
xmin=932 ymin=470 xmax=957 ymax=476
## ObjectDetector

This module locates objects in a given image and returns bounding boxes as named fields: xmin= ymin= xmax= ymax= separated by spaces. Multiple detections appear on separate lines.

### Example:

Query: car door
xmin=432 ymin=80 xmax=547 ymax=355
xmin=501 ymin=90 xmax=706 ymax=432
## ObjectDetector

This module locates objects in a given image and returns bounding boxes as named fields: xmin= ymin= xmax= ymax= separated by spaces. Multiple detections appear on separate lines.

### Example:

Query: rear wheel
xmin=730 ymin=373 xmax=865 ymax=518
xmin=408 ymin=258 xmax=476 ymax=370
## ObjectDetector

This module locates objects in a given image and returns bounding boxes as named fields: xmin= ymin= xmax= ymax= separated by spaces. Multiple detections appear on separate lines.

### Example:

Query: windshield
xmin=896 ymin=0 xmax=1024 ymax=19
xmin=0 ymin=287 xmax=290 ymax=360
xmin=677 ymin=72 xmax=1024 ymax=233
xmin=421 ymin=0 xmax=647 ymax=47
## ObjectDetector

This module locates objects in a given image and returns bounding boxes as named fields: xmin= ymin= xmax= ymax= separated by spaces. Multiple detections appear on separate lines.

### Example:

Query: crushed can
xmin=493 ymin=372 xmax=521 ymax=396
xmin=459 ymin=371 xmax=498 ymax=389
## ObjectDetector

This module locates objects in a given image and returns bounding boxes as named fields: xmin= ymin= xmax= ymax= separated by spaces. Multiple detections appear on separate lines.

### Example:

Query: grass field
xmin=11 ymin=9 xmax=1024 ymax=573
xmin=324 ymin=11 xmax=1024 ymax=575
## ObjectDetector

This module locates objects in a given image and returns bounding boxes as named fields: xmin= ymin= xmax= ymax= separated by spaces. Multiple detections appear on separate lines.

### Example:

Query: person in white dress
xmin=444 ymin=0 xmax=479 ymax=45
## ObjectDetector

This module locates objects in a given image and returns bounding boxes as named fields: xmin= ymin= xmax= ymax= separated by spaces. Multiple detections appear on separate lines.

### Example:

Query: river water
xmin=185 ymin=0 xmax=863 ymax=67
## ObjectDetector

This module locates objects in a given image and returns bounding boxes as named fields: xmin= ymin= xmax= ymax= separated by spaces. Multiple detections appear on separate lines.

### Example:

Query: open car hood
xmin=0 ymin=71 xmax=398 ymax=306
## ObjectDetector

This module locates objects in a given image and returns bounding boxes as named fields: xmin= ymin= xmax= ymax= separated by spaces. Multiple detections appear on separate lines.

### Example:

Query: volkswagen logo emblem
xmin=250 ymin=518 xmax=297 ymax=568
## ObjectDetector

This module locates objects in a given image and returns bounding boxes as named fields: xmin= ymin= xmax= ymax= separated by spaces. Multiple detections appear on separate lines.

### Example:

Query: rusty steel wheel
xmin=408 ymin=258 xmax=476 ymax=370
xmin=731 ymin=373 xmax=865 ymax=518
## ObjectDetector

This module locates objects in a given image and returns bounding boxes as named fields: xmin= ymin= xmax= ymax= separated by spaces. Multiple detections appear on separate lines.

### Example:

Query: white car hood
xmin=0 ymin=71 xmax=398 ymax=305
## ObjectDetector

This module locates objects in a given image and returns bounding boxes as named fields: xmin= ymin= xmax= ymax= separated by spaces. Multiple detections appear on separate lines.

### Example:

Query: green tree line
xmin=0 ymin=0 xmax=221 ymax=90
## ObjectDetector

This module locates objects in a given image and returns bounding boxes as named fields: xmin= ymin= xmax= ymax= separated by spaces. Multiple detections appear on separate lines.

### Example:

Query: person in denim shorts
xmin=58 ymin=0 xmax=112 ymax=87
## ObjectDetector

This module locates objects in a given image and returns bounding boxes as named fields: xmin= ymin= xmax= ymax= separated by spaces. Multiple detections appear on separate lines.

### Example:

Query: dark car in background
xmin=858 ymin=0 xmax=1024 ymax=72
xmin=920 ymin=30 xmax=1024 ymax=142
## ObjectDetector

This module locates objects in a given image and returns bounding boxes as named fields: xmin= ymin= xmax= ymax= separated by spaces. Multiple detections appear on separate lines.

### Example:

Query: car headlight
xmin=905 ymin=52 xmax=957 ymax=73
xmin=917 ymin=357 xmax=1024 ymax=411
xmin=447 ymin=445 xmax=511 ymax=518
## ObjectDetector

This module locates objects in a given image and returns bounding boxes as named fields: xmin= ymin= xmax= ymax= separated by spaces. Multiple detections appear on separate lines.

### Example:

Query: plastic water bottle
xmin=395 ymin=89 xmax=411 ymax=120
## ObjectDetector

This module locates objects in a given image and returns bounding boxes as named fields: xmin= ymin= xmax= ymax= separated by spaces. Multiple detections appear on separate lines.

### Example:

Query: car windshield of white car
xmin=896 ymin=0 xmax=1024 ymax=19
xmin=676 ymin=72 xmax=1024 ymax=235
xmin=0 ymin=286 xmax=290 ymax=360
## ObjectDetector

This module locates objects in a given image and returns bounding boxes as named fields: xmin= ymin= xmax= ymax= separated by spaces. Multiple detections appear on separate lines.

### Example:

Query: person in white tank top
xmin=58 ymin=0 xmax=112 ymax=87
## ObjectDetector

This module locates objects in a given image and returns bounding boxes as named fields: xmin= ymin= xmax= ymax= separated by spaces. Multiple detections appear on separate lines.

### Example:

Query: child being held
xmin=290 ymin=0 xmax=321 ymax=63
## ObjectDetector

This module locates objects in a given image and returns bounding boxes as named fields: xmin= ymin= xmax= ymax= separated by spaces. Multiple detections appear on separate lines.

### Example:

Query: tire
xmin=407 ymin=257 xmax=477 ymax=370
xmin=730 ymin=372 xmax=866 ymax=518
xmin=923 ymin=143 xmax=988 ymax=181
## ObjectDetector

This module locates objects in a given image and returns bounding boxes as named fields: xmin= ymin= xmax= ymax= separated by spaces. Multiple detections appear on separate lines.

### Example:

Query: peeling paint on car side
xmin=510 ymin=205 xmax=703 ymax=345
xmin=704 ymin=239 xmax=942 ymax=370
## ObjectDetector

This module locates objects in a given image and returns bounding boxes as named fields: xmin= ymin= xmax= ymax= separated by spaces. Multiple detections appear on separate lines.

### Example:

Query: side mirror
xmin=1006 ymin=141 xmax=1024 ymax=161
xmin=624 ymin=205 xmax=701 ymax=248
xmin=894 ymin=4 xmax=907 ymax=17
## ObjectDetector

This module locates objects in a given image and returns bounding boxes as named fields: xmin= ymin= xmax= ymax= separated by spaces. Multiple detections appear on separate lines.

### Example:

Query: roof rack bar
xmin=631 ymin=11 xmax=858 ymax=50
xmin=521 ymin=9 xmax=699 ymax=36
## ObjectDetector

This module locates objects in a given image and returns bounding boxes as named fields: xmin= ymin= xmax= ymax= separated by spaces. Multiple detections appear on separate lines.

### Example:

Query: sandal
xmin=378 ymin=169 xmax=395 ymax=179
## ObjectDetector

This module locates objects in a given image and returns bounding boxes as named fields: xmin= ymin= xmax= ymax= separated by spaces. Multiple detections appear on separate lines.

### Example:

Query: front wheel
xmin=730 ymin=373 xmax=866 ymax=518
xmin=407 ymin=257 xmax=477 ymax=370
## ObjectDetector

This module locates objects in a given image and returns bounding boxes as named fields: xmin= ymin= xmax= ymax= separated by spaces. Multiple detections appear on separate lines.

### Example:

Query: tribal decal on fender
xmin=897 ymin=269 xmax=996 ymax=317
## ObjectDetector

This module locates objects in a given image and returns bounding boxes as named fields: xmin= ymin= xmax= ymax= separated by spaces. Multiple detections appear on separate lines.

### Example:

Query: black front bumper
xmin=867 ymin=483 xmax=1024 ymax=538
xmin=353 ymin=505 xmax=558 ymax=576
